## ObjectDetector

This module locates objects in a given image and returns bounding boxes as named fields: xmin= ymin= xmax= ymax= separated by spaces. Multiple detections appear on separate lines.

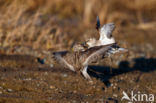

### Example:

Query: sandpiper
xmin=72 ymin=42 xmax=88 ymax=52
xmin=86 ymin=16 xmax=116 ymax=48
xmin=39 ymin=17 xmax=128 ymax=81
xmin=53 ymin=44 xmax=113 ymax=80
xmin=73 ymin=16 xmax=116 ymax=52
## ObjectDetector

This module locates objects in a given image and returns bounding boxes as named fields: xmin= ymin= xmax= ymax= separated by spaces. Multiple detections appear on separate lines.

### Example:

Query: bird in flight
xmin=39 ymin=16 xmax=127 ymax=81
xmin=86 ymin=16 xmax=116 ymax=48
xmin=53 ymin=44 xmax=113 ymax=80
xmin=73 ymin=16 xmax=116 ymax=52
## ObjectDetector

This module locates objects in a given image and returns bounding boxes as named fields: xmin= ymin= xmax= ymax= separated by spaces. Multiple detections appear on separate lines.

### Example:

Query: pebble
xmin=50 ymin=85 xmax=55 ymax=89
xmin=72 ymin=100 xmax=77 ymax=103
xmin=0 ymin=91 xmax=2 ymax=94
xmin=96 ymin=88 xmax=101 ymax=92
xmin=120 ymin=77 xmax=124 ymax=80
xmin=113 ymin=86 xmax=116 ymax=89
xmin=2 ymin=83 xmax=5 ymax=86
xmin=37 ymin=84 xmax=40 ymax=87
xmin=62 ymin=73 xmax=68 ymax=77
xmin=44 ymin=72 xmax=48 ymax=75
xmin=7 ymin=89 xmax=13 ymax=92
xmin=24 ymin=78 xmax=32 ymax=81
xmin=50 ymin=64 xmax=54 ymax=68
xmin=113 ymin=94 xmax=118 ymax=98
xmin=73 ymin=90 xmax=77 ymax=93
xmin=0 ymin=86 xmax=3 ymax=89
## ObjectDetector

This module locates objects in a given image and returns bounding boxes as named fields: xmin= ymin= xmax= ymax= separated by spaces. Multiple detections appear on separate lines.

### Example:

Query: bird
xmin=86 ymin=18 xmax=116 ymax=48
xmin=95 ymin=17 xmax=127 ymax=55
xmin=96 ymin=16 xmax=115 ymax=41
xmin=53 ymin=43 xmax=127 ymax=81
xmin=105 ymin=43 xmax=128 ymax=57
xmin=73 ymin=16 xmax=116 ymax=52
xmin=98 ymin=23 xmax=115 ymax=45
xmin=72 ymin=42 xmax=88 ymax=52
xmin=53 ymin=44 xmax=113 ymax=81
xmin=36 ymin=16 xmax=127 ymax=81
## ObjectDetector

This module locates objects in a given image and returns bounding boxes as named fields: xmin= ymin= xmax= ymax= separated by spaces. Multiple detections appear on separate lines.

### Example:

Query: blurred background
xmin=0 ymin=0 xmax=155 ymax=51
xmin=0 ymin=0 xmax=156 ymax=102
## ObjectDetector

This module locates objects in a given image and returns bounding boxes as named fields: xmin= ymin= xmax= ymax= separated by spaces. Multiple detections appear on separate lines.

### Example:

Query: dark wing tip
xmin=96 ymin=16 xmax=100 ymax=30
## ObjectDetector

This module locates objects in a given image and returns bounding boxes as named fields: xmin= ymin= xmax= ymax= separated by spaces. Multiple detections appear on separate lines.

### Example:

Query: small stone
xmin=113 ymin=86 xmax=116 ymax=89
xmin=88 ymin=80 xmax=94 ymax=85
xmin=37 ymin=84 xmax=40 ymax=87
xmin=50 ymin=85 xmax=55 ymax=89
xmin=96 ymin=88 xmax=101 ymax=92
xmin=113 ymin=94 xmax=118 ymax=97
xmin=120 ymin=77 xmax=124 ymax=80
xmin=0 ymin=91 xmax=2 ymax=94
xmin=2 ymin=83 xmax=5 ymax=86
xmin=24 ymin=78 xmax=32 ymax=81
xmin=73 ymin=90 xmax=77 ymax=93
xmin=44 ymin=72 xmax=48 ymax=75
xmin=72 ymin=100 xmax=77 ymax=103
xmin=7 ymin=89 xmax=13 ymax=92
xmin=62 ymin=73 xmax=68 ymax=77
xmin=50 ymin=64 xmax=54 ymax=68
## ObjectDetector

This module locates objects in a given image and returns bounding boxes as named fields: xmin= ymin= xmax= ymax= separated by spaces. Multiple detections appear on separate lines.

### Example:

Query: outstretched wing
xmin=53 ymin=51 xmax=75 ymax=72
xmin=100 ymin=23 xmax=115 ymax=39
xmin=96 ymin=16 xmax=100 ymax=30
xmin=83 ymin=44 xmax=112 ymax=66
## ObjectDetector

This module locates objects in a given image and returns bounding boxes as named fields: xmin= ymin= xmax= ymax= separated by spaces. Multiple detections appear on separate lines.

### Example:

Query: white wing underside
xmin=99 ymin=23 xmax=115 ymax=45
xmin=87 ymin=23 xmax=116 ymax=48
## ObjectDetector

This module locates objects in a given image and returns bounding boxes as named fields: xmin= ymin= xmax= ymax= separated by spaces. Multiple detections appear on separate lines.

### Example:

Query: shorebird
xmin=73 ymin=16 xmax=116 ymax=52
xmin=53 ymin=43 xmax=127 ymax=81
xmin=86 ymin=16 xmax=115 ymax=48
xmin=53 ymin=44 xmax=113 ymax=80
xmin=36 ymin=17 xmax=127 ymax=81
xmin=72 ymin=42 xmax=88 ymax=52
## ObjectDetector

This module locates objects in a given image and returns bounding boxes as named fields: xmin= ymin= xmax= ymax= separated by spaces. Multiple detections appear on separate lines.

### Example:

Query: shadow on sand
xmin=88 ymin=57 xmax=156 ymax=87
xmin=0 ymin=54 xmax=156 ymax=87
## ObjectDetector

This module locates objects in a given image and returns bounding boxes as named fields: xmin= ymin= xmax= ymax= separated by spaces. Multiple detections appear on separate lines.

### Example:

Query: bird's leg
xmin=81 ymin=65 xmax=92 ymax=81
